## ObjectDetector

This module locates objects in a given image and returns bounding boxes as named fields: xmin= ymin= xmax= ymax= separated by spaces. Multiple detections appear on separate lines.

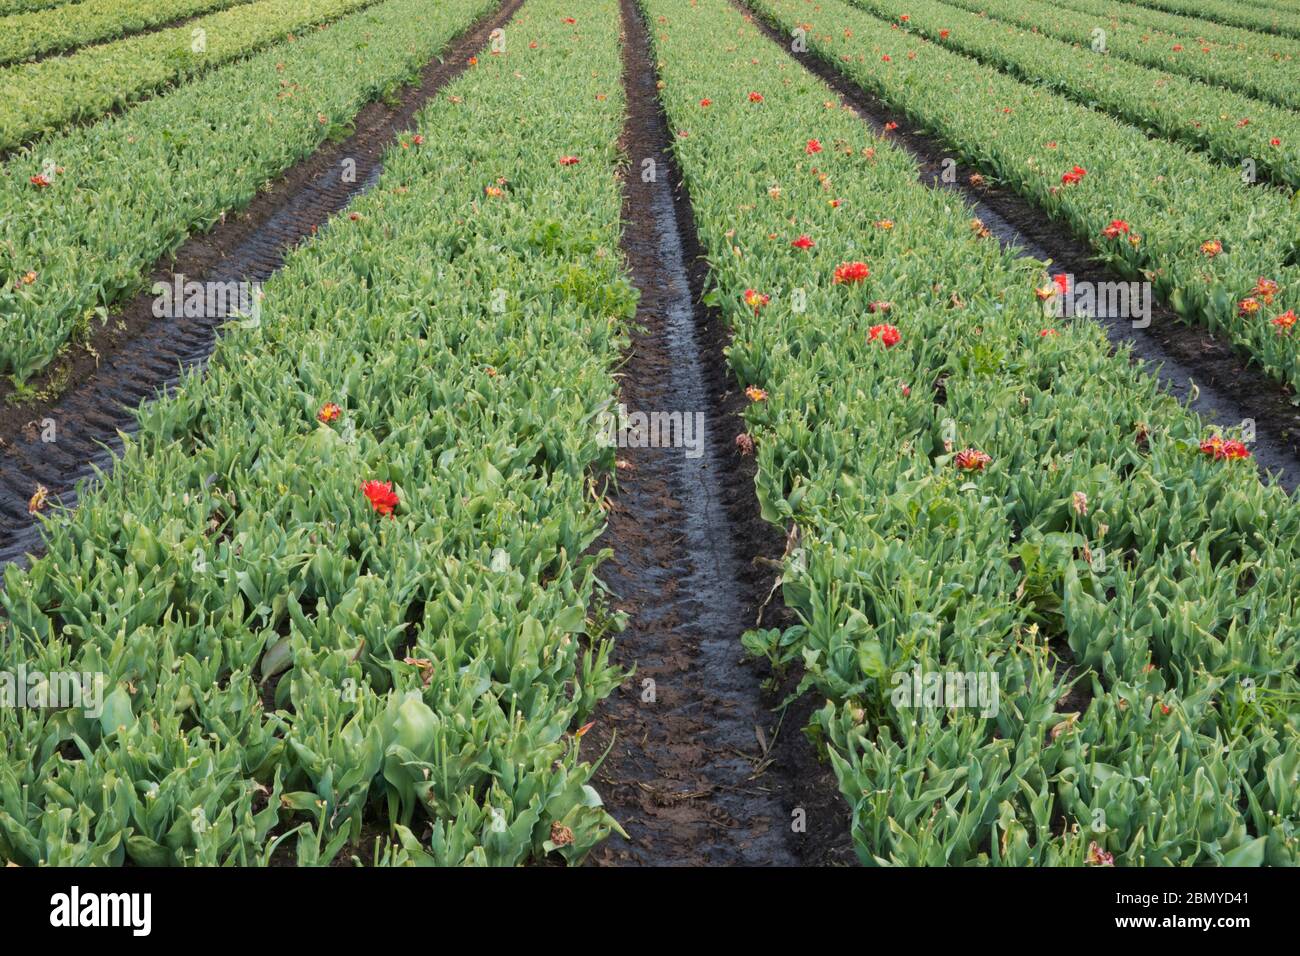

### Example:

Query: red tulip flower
xmin=743 ymin=288 xmax=770 ymax=314
xmin=1200 ymin=436 xmax=1249 ymax=461
xmin=833 ymin=261 xmax=870 ymax=284
xmin=1101 ymin=219 xmax=1131 ymax=239
xmin=954 ymin=448 xmax=992 ymax=471
xmin=868 ymin=323 xmax=901 ymax=347
xmin=362 ymin=480 xmax=400 ymax=517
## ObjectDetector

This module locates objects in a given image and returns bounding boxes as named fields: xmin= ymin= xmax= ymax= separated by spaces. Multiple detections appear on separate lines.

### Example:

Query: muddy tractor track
xmin=735 ymin=1 xmax=1300 ymax=493
xmin=583 ymin=0 xmax=853 ymax=867
xmin=0 ymin=0 xmax=523 ymax=570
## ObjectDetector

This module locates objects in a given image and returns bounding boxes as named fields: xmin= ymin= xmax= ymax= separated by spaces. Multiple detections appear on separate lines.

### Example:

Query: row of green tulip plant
xmin=0 ymin=0 xmax=256 ymax=65
xmin=0 ymin=0 xmax=635 ymax=866
xmin=0 ymin=0 xmax=498 ymax=383
xmin=841 ymin=0 xmax=1299 ymax=190
xmin=1120 ymin=0 xmax=1300 ymax=40
xmin=746 ymin=0 xmax=1300 ymax=393
xmin=642 ymin=0 xmax=1299 ymax=864
xmin=0 ymin=0 xmax=73 ymax=16
xmin=1075 ymin=0 xmax=1300 ymax=35
xmin=0 ymin=0 xmax=386 ymax=155
xmin=934 ymin=0 xmax=1300 ymax=112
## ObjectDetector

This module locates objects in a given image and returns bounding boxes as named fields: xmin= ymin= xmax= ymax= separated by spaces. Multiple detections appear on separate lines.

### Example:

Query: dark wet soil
xmin=0 ymin=0 xmax=522 ymax=570
xmin=581 ymin=0 xmax=854 ymax=867
xmin=735 ymin=1 xmax=1300 ymax=493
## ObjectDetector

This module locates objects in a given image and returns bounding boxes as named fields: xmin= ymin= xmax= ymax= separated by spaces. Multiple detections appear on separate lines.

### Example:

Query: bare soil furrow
xmin=583 ymin=0 xmax=853 ymax=867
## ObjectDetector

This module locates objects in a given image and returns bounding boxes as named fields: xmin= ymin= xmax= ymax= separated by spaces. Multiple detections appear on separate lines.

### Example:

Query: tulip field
xmin=1 ymin=0 xmax=499 ymax=381
xmin=934 ymin=0 xmax=1300 ymax=110
xmin=0 ymin=0 xmax=255 ymax=64
xmin=749 ymin=0 xmax=1300 ymax=391
xmin=661 ymin=0 xmax=1300 ymax=866
xmin=0 ymin=0 xmax=391 ymax=152
xmin=0 ymin=0 xmax=1297 ymax=875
